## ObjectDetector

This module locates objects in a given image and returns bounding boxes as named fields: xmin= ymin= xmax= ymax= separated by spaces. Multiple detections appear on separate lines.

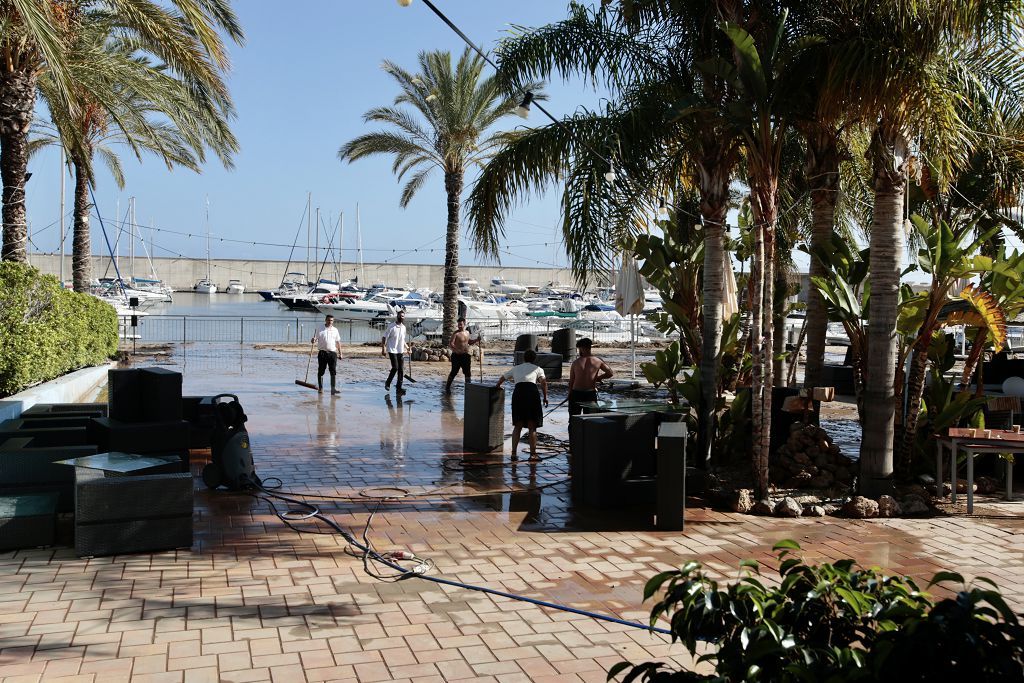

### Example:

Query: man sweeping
xmin=568 ymin=337 xmax=613 ymax=415
xmin=382 ymin=310 xmax=409 ymax=396
xmin=312 ymin=314 xmax=343 ymax=395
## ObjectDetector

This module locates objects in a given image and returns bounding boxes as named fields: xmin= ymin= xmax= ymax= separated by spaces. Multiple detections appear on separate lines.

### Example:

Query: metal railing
xmin=118 ymin=315 xmax=671 ymax=345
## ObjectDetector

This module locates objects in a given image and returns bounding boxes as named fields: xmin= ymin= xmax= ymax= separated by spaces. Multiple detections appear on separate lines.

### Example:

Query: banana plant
xmin=896 ymin=213 xmax=1010 ymax=467
xmin=958 ymin=248 xmax=1024 ymax=389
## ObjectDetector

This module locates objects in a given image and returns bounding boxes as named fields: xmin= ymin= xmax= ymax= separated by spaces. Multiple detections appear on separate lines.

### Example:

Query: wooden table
xmin=935 ymin=428 xmax=1024 ymax=514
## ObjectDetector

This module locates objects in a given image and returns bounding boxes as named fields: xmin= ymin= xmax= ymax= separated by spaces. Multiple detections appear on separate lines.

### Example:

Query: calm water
xmin=159 ymin=291 xmax=317 ymax=318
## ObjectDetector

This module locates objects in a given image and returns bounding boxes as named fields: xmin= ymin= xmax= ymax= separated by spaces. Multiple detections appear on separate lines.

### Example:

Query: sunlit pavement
xmin=2 ymin=345 xmax=1024 ymax=682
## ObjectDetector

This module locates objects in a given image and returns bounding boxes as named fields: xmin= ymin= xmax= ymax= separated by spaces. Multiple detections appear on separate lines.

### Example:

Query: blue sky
xmin=26 ymin=1 xmax=605 ymax=273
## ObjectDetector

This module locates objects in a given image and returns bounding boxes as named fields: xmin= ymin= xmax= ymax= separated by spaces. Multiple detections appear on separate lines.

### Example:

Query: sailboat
xmin=193 ymin=198 xmax=217 ymax=294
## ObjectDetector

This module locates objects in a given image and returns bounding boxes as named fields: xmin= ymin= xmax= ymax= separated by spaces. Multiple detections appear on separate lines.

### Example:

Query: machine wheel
xmin=202 ymin=463 xmax=223 ymax=489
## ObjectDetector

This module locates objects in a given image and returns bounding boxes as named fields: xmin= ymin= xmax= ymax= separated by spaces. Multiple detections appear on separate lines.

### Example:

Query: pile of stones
xmin=411 ymin=345 xmax=481 ymax=362
xmin=771 ymin=423 xmax=855 ymax=489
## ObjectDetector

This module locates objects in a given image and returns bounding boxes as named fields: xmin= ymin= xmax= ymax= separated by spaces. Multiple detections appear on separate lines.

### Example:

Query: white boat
xmin=488 ymin=276 xmax=528 ymax=298
xmin=643 ymin=289 xmax=663 ymax=312
xmin=316 ymin=289 xmax=407 ymax=321
xmin=225 ymin=279 xmax=245 ymax=294
xmin=258 ymin=272 xmax=310 ymax=301
xmin=193 ymin=279 xmax=217 ymax=294
xmin=129 ymin=277 xmax=173 ymax=303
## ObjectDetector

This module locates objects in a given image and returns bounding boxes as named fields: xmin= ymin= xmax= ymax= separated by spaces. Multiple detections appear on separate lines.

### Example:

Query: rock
xmin=809 ymin=471 xmax=834 ymax=489
xmin=794 ymin=495 xmax=821 ymax=506
xmin=804 ymin=505 xmax=826 ymax=517
xmin=794 ymin=470 xmax=813 ymax=486
xmin=917 ymin=473 xmax=936 ymax=486
xmin=793 ymin=452 xmax=812 ymax=466
xmin=901 ymin=494 xmax=929 ymax=516
xmin=877 ymin=495 xmax=902 ymax=518
xmin=955 ymin=479 xmax=976 ymax=494
xmin=841 ymin=495 xmax=879 ymax=519
xmin=731 ymin=489 xmax=754 ymax=514
xmin=774 ymin=497 xmax=803 ymax=517
xmin=823 ymin=503 xmax=841 ymax=516
xmin=750 ymin=500 xmax=774 ymax=516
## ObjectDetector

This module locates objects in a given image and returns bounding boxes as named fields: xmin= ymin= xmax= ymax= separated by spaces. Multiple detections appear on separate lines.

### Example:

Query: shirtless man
xmin=445 ymin=317 xmax=479 ymax=393
xmin=567 ymin=337 xmax=613 ymax=416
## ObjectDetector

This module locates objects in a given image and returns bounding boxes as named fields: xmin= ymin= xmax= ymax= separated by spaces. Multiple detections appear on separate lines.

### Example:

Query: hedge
xmin=0 ymin=262 xmax=118 ymax=397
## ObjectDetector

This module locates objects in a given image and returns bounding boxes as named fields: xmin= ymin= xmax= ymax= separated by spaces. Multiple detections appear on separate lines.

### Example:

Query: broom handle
xmin=304 ymin=340 xmax=315 ymax=383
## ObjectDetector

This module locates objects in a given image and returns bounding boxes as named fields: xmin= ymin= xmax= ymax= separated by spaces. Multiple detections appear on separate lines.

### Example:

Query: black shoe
xmin=385 ymin=381 xmax=391 ymax=391
xmin=444 ymin=384 xmax=451 ymax=394
xmin=317 ymin=387 xmax=323 ymax=393
xmin=396 ymin=388 xmax=407 ymax=396
xmin=331 ymin=389 xmax=340 ymax=395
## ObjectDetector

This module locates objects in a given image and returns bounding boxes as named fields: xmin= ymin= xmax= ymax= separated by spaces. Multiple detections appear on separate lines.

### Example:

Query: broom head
xmin=295 ymin=380 xmax=319 ymax=390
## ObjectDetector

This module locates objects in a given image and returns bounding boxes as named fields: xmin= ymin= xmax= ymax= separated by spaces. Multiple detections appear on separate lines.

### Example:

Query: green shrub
xmin=0 ymin=262 xmax=117 ymax=397
xmin=611 ymin=541 xmax=1024 ymax=682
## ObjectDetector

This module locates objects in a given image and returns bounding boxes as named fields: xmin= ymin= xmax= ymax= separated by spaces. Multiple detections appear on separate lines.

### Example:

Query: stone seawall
xmin=27 ymin=253 xmax=591 ymax=292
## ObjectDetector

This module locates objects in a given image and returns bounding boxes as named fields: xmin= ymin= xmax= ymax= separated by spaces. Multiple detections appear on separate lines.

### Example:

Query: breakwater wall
xmin=27 ymin=254 xmax=592 ymax=292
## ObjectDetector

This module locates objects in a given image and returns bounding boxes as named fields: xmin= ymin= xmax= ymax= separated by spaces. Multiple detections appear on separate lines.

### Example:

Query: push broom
xmin=295 ymin=341 xmax=319 ymax=390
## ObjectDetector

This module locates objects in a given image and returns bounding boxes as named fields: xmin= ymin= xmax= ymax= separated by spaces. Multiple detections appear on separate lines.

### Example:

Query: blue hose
xmin=255 ymin=486 xmax=673 ymax=637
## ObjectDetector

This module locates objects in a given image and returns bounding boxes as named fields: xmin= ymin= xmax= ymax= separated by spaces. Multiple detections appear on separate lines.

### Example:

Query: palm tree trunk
xmin=772 ymin=253 xmax=786 ymax=386
xmin=860 ymin=128 xmax=907 ymax=497
xmin=697 ymin=175 xmax=730 ymax=470
xmin=803 ymin=135 xmax=840 ymax=388
xmin=442 ymin=169 xmax=463 ymax=347
xmin=960 ymin=328 xmax=987 ymax=390
xmin=897 ymin=338 xmax=930 ymax=468
xmin=0 ymin=69 xmax=38 ymax=263
xmin=749 ymin=215 xmax=766 ymax=500
xmin=72 ymin=158 xmax=92 ymax=292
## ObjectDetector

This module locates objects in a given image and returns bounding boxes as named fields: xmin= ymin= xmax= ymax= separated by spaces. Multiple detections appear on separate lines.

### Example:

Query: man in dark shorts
xmin=445 ymin=317 xmax=478 ymax=393
xmin=567 ymin=337 xmax=613 ymax=415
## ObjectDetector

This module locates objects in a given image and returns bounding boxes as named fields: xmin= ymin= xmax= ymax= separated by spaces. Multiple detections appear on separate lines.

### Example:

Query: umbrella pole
xmin=631 ymin=314 xmax=636 ymax=379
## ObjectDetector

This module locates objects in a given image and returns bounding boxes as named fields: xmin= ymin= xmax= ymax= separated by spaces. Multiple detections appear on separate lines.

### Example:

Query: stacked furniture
xmin=0 ymin=437 xmax=96 ymax=511
xmin=551 ymin=328 xmax=577 ymax=362
xmin=0 ymin=493 xmax=59 ymax=550
xmin=513 ymin=350 xmax=563 ymax=380
xmin=87 ymin=368 xmax=190 ymax=470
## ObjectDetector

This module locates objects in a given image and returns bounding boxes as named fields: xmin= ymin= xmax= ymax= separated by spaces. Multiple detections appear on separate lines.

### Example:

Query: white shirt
xmin=503 ymin=363 xmax=545 ymax=384
xmin=383 ymin=323 xmax=407 ymax=354
xmin=315 ymin=325 xmax=342 ymax=352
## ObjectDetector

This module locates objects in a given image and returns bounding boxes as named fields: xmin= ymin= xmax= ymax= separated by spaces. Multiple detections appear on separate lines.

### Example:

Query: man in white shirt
xmin=311 ymin=314 xmax=343 ymax=394
xmin=381 ymin=311 xmax=409 ymax=395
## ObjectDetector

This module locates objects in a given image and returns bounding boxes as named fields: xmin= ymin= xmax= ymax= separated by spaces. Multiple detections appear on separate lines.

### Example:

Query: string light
xmin=657 ymin=197 xmax=669 ymax=220
xmin=515 ymin=91 xmax=534 ymax=119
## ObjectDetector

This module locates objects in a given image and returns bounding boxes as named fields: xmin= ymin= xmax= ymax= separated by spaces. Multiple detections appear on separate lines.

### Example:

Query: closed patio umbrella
xmin=616 ymin=256 xmax=646 ymax=378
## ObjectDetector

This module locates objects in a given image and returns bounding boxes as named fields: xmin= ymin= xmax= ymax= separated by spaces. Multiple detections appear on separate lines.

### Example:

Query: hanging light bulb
xmin=657 ymin=197 xmax=669 ymax=220
xmin=604 ymin=162 xmax=617 ymax=183
xmin=515 ymin=91 xmax=534 ymax=119
xmin=425 ymin=93 xmax=437 ymax=103
xmin=397 ymin=0 xmax=413 ymax=7
xmin=411 ymin=77 xmax=424 ymax=87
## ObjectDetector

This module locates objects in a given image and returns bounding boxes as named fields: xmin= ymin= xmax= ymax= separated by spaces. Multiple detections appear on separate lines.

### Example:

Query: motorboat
xmin=225 ymin=279 xmax=245 ymax=294
xmin=193 ymin=279 xmax=217 ymax=294
xmin=128 ymin=277 xmax=173 ymax=302
xmin=488 ymin=276 xmax=528 ymax=298
xmin=258 ymin=272 xmax=309 ymax=301
xmin=277 ymin=279 xmax=346 ymax=310
xmin=93 ymin=279 xmax=168 ymax=307
xmin=316 ymin=289 xmax=408 ymax=320
xmin=643 ymin=289 xmax=663 ymax=312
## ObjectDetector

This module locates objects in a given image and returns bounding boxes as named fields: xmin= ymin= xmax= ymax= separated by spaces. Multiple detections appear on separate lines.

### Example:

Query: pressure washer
xmin=200 ymin=394 xmax=261 ymax=490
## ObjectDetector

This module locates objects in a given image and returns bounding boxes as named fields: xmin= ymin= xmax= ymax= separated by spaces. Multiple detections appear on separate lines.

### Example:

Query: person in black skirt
xmin=495 ymin=349 xmax=549 ymax=461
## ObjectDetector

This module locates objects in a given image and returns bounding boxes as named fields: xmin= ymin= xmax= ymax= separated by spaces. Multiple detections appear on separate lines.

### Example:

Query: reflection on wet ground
xmin=4 ymin=344 xmax=1024 ymax=682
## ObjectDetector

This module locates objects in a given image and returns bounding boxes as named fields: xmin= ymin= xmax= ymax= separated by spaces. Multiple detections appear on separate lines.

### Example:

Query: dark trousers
xmin=446 ymin=352 xmax=472 ymax=388
xmin=569 ymin=389 xmax=598 ymax=416
xmin=387 ymin=352 xmax=404 ymax=390
xmin=317 ymin=350 xmax=338 ymax=389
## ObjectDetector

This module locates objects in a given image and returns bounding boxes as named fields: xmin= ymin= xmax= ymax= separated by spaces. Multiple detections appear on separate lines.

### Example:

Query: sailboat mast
xmin=205 ymin=196 xmax=211 ymax=281
xmin=339 ymin=212 xmax=344 ymax=282
xmin=356 ymin=203 xmax=364 ymax=284
xmin=129 ymin=197 xmax=135 ymax=283
xmin=305 ymin=192 xmax=311 ymax=283
xmin=315 ymin=207 xmax=320 ymax=284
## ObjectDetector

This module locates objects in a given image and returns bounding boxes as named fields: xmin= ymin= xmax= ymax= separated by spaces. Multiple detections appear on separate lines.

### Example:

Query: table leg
xmin=935 ymin=441 xmax=943 ymax=497
xmin=1007 ymin=457 xmax=1014 ymax=502
xmin=967 ymin=448 xmax=974 ymax=514
xmin=951 ymin=443 xmax=958 ymax=504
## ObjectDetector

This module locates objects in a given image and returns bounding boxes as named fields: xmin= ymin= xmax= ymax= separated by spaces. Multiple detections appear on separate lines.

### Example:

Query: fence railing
xmin=118 ymin=315 xmax=670 ymax=345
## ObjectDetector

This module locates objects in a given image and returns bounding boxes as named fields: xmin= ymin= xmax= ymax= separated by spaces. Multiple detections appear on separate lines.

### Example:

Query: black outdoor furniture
xmin=0 ymin=493 xmax=58 ymax=550
xmin=513 ymin=351 xmax=564 ymax=380
xmin=0 ymin=437 xmax=97 ymax=512
xmin=569 ymin=411 xmax=662 ymax=507
xmin=58 ymin=452 xmax=193 ymax=557
xmin=464 ymin=383 xmax=505 ymax=452
xmin=551 ymin=328 xmax=577 ymax=362
xmin=0 ymin=419 xmax=90 ymax=447
xmin=514 ymin=334 xmax=539 ymax=353
xmin=86 ymin=418 xmax=190 ymax=468
xmin=822 ymin=364 xmax=856 ymax=396
xmin=20 ymin=403 xmax=107 ymax=419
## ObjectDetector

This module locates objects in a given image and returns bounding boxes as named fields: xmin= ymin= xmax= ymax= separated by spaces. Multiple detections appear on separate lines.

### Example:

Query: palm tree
xmin=0 ymin=0 xmax=242 ymax=263
xmin=467 ymin=1 xmax=745 ymax=469
xmin=32 ymin=24 xmax=239 ymax=292
xmin=822 ymin=0 xmax=1024 ymax=495
xmin=338 ymin=49 xmax=534 ymax=345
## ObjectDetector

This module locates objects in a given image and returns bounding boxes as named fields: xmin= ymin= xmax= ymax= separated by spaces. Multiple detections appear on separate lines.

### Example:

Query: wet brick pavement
xmin=2 ymin=346 xmax=1023 ymax=682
